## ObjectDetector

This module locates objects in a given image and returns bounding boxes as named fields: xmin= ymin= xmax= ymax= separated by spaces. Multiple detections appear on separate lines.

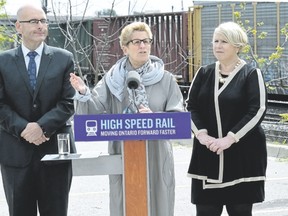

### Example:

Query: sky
xmin=4 ymin=0 xmax=194 ymax=16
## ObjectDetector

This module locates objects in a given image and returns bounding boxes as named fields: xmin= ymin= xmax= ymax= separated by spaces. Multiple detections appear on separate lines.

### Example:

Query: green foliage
xmin=233 ymin=3 xmax=287 ymax=74
xmin=0 ymin=0 xmax=5 ymax=8
xmin=0 ymin=0 xmax=17 ymax=51
xmin=279 ymin=113 xmax=288 ymax=123
xmin=0 ymin=0 xmax=7 ymax=20
xmin=234 ymin=3 xmax=288 ymax=120
xmin=269 ymin=46 xmax=284 ymax=61
xmin=0 ymin=30 xmax=15 ymax=50
xmin=277 ymin=157 xmax=288 ymax=162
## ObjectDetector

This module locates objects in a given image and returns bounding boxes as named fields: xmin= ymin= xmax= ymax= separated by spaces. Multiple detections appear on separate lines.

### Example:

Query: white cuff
xmin=228 ymin=131 xmax=239 ymax=143
xmin=195 ymin=129 xmax=208 ymax=138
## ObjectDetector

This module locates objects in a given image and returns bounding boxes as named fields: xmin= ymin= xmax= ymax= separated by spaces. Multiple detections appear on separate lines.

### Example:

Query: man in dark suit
xmin=0 ymin=3 xmax=76 ymax=216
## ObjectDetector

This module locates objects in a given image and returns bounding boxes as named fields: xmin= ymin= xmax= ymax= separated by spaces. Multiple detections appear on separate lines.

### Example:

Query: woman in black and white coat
xmin=186 ymin=21 xmax=267 ymax=216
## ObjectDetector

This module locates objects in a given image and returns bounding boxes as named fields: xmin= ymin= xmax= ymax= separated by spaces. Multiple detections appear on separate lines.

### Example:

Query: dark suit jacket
xmin=0 ymin=44 xmax=76 ymax=167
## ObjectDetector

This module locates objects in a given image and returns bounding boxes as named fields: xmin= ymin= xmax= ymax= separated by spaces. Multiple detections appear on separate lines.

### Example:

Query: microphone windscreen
xmin=126 ymin=70 xmax=140 ymax=89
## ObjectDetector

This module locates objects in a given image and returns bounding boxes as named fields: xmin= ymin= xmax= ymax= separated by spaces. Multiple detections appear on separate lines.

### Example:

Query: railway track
xmin=262 ymin=100 xmax=288 ymax=144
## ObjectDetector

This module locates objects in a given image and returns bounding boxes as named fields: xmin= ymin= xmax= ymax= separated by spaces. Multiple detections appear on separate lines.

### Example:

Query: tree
xmin=234 ymin=3 xmax=288 ymax=124
xmin=49 ymin=0 xmax=132 ymax=86
xmin=0 ymin=0 xmax=17 ymax=51
xmin=234 ymin=3 xmax=288 ymax=95
xmin=97 ymin=9 xmax=117 ymax=17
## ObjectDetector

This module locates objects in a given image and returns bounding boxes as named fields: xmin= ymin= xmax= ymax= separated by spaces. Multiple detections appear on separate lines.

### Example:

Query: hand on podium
xmin=138 ymin=105 xmax=152 ymax=113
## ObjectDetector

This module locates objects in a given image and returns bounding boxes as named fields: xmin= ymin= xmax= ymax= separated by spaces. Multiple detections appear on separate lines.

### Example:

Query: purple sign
xmin=73 ymin=112 xmax=191 ymax=141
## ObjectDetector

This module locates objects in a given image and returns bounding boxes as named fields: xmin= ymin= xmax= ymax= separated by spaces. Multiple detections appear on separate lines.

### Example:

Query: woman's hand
xmin=70 ymin=73 xmax=87 ymax=95
xmin=208 ymin=135 xmax=235 ymax=155
xmin=138 ymin=104 xmax=152 ymax=113
xmin=197 ymin=132 xmax=216 ymax=147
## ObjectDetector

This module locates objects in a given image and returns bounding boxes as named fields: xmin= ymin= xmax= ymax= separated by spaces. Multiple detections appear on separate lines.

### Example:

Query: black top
xmin=186 ymin=61 xmax=267 ymax=204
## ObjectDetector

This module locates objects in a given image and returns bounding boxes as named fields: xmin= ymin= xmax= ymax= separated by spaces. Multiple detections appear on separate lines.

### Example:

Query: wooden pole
xmin=123 ymin=140 xmax=148 ymax=216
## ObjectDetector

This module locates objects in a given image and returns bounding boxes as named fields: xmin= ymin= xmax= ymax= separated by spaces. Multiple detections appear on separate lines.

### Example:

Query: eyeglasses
xmin=19 ymin=19 xmax=49 ymax=25
xmin=127 ymin=38 xmax=153 ymax=46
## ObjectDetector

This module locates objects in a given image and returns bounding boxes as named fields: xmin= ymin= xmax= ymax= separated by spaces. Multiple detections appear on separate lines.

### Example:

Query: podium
xmin=42 ymin=112 xmax=191 ymax=215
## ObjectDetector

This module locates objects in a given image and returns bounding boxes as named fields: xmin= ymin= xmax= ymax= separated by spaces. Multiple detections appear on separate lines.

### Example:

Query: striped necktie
xmin=27 ymin=51 xmax=38 ymax=89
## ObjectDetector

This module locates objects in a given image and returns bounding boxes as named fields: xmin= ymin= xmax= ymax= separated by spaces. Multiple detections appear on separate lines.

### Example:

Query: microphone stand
xmin=131 ymin=88 xmax=140 ymax=113
xmin=126 ymin=70 xmax=141 ymax=113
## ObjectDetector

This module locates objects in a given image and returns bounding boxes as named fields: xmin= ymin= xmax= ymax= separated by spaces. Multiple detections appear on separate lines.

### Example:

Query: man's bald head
xmin=17 ymin=4 xmax=45 ymax=21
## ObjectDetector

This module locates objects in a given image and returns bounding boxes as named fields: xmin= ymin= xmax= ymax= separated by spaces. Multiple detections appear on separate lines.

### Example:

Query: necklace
xmin=219 ymin=73 xmax=228 ymax=84
xmin=219 ymin=60 xmax=241 ymax=84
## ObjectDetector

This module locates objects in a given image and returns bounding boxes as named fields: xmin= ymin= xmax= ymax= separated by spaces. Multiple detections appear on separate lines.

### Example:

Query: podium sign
xmin=74 ymin=112 xmax=191 ymax=141
xmin=73 ymin=112 xmax=191 ymax=216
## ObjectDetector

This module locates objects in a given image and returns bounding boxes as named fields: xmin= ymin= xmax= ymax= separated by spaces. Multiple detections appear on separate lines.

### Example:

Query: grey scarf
xmin=105 ymin=55 xmax=165 ymax=108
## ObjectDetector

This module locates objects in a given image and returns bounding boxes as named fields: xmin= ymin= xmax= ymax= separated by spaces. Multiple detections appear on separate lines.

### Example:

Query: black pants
xmin=1 ymin=152 xmax=72 ymax=216
xmin=196 ymin=203 xmax=253 ymax=216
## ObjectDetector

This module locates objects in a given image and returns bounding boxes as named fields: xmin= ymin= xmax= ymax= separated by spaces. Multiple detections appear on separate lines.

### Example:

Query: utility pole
xmin=42 ymin=0 xmax=48 ymax=44
xmin=42 ymin=0 xmax=48 ymax=14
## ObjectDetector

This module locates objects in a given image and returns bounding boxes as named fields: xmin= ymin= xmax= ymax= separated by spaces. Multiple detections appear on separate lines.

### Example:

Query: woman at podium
xmin=70 ymin=21 xmax=184 ymax=216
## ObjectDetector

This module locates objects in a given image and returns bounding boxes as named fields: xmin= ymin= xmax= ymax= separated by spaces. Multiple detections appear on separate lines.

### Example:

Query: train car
xmin=92 ymin=12 xmax=188 ymax=84
xmin=46 ymin=1 xmax=288 ymax=101
xmin=189 ymin=1 xmax=288 ymax=101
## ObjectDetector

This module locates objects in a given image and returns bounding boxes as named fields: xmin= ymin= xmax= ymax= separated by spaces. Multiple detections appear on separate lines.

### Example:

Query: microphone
xmin=126 ymin=70 xmax=140 ymax=89
xmin=125 ymin=70 xmax=140 ymax=113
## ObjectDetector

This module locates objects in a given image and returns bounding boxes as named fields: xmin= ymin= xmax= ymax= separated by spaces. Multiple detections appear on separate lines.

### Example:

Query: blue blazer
xmin=0 ymin=44 xmax=76 ymax=167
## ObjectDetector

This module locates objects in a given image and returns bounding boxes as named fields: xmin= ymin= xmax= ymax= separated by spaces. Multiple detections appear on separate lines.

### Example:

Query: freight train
xmin=48 ymin=1 xmax=288 ymax=101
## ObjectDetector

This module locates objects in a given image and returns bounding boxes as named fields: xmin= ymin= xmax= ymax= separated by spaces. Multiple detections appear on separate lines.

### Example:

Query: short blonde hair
xmin=213 ymin=21 xmax=248 ymax=53
xmin=119 ymin=21 xmax=153 ymax=47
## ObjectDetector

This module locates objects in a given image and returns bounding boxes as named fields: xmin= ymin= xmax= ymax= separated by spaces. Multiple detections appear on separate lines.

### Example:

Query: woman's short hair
xmin=119 ymin=21 xmax=153 ymax=47
xmin=213 ymin=21 xmax=248 ymax=52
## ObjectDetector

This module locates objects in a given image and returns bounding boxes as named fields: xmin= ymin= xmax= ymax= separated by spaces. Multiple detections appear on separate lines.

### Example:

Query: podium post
xmin=123 ymin=140 xmax=148 ymax=216
xmin=43 ymin=112 xmax=191 ymax=216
